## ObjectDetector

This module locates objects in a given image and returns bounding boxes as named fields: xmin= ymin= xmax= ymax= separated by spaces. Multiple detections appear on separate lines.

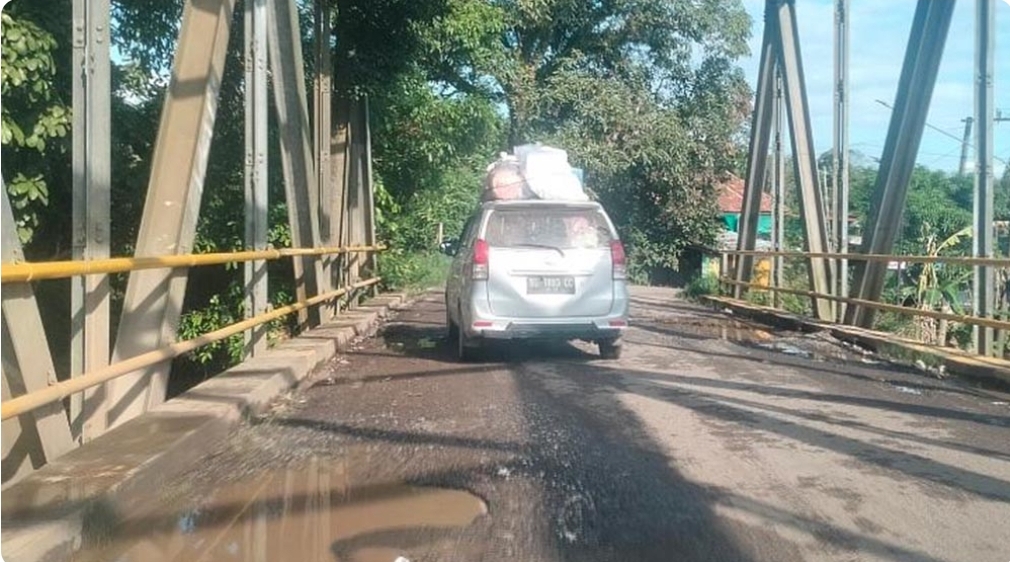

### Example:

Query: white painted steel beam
xmin=70 ymin=0 xmax=112 ymax=442
xmin=268 ymin=0 xmax=324 ymax=328
xmin=1 ymin=187 xmax=75 ymax=487
xmin=244 ymin=0 xmax=270 ymax=357
xmin=107 ymin=0 xmax=237 ymax=428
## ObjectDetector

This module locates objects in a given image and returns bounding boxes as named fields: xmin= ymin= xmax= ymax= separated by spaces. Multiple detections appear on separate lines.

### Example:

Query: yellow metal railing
xmin=717 ymin=249 xmax=1010 ymax=336
xmin=723 ymin=249 xmax=1009 ymax=267
xmin=0 ymin=277 xmax=380 ymax=421
xmin=0 ymin=244 xmax=387 ymax=283
xmin=719 ymin=277 xmax=1010 ymax=332
xmin=1 ymin=244 xmax=388 ymax=421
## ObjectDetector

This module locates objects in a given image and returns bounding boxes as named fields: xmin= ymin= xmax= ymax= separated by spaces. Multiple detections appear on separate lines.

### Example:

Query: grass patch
xmin=379 ymin=250 xmax=451 ymax=292
xmin=684 ymin=275 xmax=721 ymax=300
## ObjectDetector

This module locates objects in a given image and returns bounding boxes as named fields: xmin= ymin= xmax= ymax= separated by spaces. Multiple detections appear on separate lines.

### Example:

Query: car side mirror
xmin=440 ymin=239 xmax=459 ymax=256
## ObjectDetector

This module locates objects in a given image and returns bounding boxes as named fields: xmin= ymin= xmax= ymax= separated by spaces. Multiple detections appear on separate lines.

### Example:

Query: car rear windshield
xmin=484 ymin=207 xmax=614 ymax=249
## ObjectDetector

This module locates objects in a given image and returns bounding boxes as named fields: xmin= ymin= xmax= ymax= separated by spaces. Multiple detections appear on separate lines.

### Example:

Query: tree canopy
xmin=5 ymin=0 xmax=1009 ymax=368
xmin=397 ymin=0 xmax=754 ymax=277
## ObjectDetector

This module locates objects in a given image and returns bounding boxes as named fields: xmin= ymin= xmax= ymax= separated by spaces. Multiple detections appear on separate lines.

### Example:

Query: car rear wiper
xmin=508 ymin=243 xmax=566 ymax=256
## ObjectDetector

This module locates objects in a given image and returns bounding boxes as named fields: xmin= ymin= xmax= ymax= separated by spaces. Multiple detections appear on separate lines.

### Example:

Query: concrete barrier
xmin=702 ymin=295 xmax=1010 ymax=388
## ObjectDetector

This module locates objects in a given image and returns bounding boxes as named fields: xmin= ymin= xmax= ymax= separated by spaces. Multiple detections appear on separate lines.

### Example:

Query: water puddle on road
xmin=72 ymin=458 xmax=487 ymax=562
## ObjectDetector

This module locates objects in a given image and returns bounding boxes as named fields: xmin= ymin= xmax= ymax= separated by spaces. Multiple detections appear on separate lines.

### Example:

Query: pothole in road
xmin=73 ymin=459 xmax=487 ymax=562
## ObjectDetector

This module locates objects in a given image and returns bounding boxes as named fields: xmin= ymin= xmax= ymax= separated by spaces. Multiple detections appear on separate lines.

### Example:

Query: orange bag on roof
xmin=483 ymin=157 xmax=530 ymax=201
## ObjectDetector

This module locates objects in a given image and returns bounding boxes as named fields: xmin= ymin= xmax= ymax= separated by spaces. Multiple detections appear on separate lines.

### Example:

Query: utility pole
xmin=959 ymin=117 xmax=974 ymax=175
xmin=833 ymin=0 xmax=850 ymax=321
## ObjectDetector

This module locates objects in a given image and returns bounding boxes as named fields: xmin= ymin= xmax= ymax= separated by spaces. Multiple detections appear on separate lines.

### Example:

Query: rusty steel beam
xmin=331 ymin=96 xmax=351 ymax=292
xmin=345 ymin=98 xmax=367 ymax=302
xmin=106 ymin=0 xmax=237 ymax=429
xmin=772 ymin=68 xmax=785 ymax=308
xmin=774 ymin=0 xmax=835 ymax=321
xmin=833 ymin=0 xmax=851 ymax=322
xmin=846 ymin=0 xmax=954 ymax=327
xmin=973 ymin=0 xmax=996 ymax=355
xmin=362 ymin=95 xmax=379 ymax=296
xmin=314 ymin=0 xmax=336 ymax=316
xmin=734 ymin=0 xmax=778 ymax=298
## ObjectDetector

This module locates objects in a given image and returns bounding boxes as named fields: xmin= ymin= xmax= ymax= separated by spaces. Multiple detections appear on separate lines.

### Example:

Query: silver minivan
xmin=444 ymin=200 xmax=629 ymax=361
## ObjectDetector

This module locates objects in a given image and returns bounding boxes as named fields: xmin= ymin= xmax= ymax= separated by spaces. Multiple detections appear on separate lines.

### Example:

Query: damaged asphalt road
xmin=74 ymin=287 xmax=1010 ymax=562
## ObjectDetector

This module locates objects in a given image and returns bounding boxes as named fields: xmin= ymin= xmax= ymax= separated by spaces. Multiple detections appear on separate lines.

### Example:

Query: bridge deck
xmin=6 ymin=287 xmax=1010 ymax=562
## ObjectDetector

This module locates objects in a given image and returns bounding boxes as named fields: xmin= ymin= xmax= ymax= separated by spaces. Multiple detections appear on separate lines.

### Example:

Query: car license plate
xmin=527 ymin=276 xmax=576 ymax=294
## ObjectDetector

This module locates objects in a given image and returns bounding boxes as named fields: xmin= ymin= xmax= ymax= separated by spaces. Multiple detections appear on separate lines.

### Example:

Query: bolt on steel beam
xmin=845 ymin=0 xmax=955 ymax=328
xmin=70 ymin=0 xmax=112 ymax=443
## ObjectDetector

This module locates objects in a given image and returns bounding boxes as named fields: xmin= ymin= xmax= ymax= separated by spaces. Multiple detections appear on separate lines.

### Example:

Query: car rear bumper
xmin=459 ymin=282 xmax=629 ymax=342
xmin=464 ymin=303 xmax=628 ymax=341
xmin=475 ymin=320 xmax=626 ymax=341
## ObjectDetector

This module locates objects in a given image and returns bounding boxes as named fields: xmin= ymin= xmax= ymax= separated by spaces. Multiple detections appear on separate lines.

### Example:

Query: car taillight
xmin=472 ymin=239 xmax=489 ymax=280
xmin=611 ymin=240 xmax=627 ymax=280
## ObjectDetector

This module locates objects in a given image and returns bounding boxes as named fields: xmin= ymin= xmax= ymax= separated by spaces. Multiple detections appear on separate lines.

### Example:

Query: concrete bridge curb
xmin=0 ymin=292 xmax=410 ymax=562
xmin=702 ymin=295 xmax=1010 ymax=389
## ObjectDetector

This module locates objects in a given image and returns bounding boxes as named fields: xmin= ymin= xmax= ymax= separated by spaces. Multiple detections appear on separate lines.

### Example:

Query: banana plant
xmin=900 ymin=224 xmax=972 ymax=345
xmin=901 ymin=225 xmax=971 ymax=310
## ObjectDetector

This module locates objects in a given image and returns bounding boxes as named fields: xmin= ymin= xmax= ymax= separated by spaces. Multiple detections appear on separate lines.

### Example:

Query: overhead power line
xmin=873 ymin=99 xmax=1009 ymax=168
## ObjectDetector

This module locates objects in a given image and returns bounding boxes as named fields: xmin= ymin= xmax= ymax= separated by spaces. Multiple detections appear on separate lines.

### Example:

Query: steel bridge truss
xmin=734 ymin=0 xmax=999 ymax=353
xmin=1 ymin=0 xmax=378 ymax=487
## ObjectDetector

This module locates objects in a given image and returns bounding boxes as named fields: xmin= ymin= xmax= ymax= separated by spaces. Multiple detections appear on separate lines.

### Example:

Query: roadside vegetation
xmin=3 ymin=0 xmax=1007 ymax=382
xmin=3 ymin=0 xmax=750 ymax=380
xmin=744 ymin=159 xmax=1010 ymax=354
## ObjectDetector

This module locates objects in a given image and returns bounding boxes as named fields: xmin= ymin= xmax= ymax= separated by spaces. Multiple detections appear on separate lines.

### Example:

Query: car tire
xmin=457 ymin=329 xmax=481 ymax=362
xmin=598 ymin=339 xmax=622 ymax=360
xmin=456 ymin=316 xmax=481 ymax=363
xmin=446 ymin=307 xmax=458 ymax=341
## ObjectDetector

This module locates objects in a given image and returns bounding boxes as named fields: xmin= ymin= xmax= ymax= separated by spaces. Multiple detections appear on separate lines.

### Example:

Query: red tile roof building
xmin=716 ymin=174 xmax=772 ymax=214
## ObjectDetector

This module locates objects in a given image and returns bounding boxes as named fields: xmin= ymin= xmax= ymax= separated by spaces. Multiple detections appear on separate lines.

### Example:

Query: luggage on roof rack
xmin=483 ymin=153 xmax=532 ymax=201
xmin=481 ymin=144 xmax=589 ymax=202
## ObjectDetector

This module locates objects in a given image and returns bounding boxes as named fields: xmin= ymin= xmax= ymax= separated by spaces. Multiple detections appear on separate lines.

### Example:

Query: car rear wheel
xmin=457 ymin=326 xmax=481 ymax=362
xmin=446 ymin=307 xmax=458 ymax=340
xmin=598 ymin=339 xmax=622 ymax=360
xmin=451 ymin=306 xmax=480 ymax=362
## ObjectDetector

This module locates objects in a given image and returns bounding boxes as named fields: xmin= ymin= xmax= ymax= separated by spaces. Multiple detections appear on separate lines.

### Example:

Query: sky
xmin=738 ymin=0 xmax=1010 ymax=175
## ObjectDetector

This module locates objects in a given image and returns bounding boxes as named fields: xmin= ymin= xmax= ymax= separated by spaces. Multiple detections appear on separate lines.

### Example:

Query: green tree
xmin=413 ymin=0 xmax=753 ymax=277
xmin=421 ymin=0 xmax=750 ymax=145
xmin=0 ymin=11 xmax=71 ymax=244
xmin=371 ymin=69 xmax=504 ymax=251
